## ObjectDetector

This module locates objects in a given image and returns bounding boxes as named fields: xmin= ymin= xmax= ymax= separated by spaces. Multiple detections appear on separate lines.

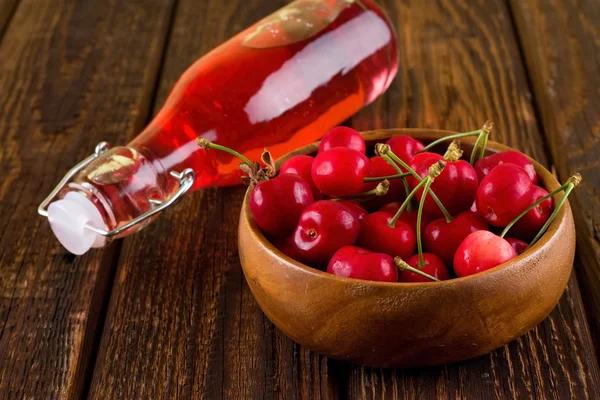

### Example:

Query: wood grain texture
xmin=344 ymin=0 xmax=600 ymax=397
xmin=509 ymin=0 xmax=600 ymax=352
xmin=0 ymin=0 xmax=176 ymax=398
xmin=89 ymin=1 xmax=341 ymax=399
xmin=0 ymin=0 xmax=19 ymax=39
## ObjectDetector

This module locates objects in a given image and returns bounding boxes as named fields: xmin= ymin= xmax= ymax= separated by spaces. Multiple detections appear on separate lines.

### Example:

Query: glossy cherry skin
xmin=379 ymin=202 xmax=432 ymax=233
xmin=386 ymin=135 xmax=425 ymax=166
xmin=408 ymin=152 xmax=479 ymax=217
xmin=273 ymin=236 xmax=305 ymax=262
xmin=318 ymin=126 xmax=366 ymax=154
xmin=454 ymin=231 xmax=517 ymax=277
xmin=423 ymin=211 xmax=488 ymax=266
xmin=363 ymin=156 xmax=406 ymax=210
xmin=280 ymin=155 xmax=322 ymax=200
xmin=249 ymin=174 xmax=314 ymax=237
xmin=475 ymin=150 xmax=538 ymax=184
xmin=312 ymin=147 xmax=370 ymax=198
xmin=292 ymin=200 xmax=360 ymax=265
xmin=475 ymin=163 xmax=534 ymax=227
xmin=400 ymin=253 xmax=450 ymax=283
xmin=327 ymin=246 xmax=398 ymax=282
xmin=357 ymin=211 xmax=416 ymax=260
xmin=505 ymin=237 xmax=529 ymax=255
xmin=338 ymin=200 xmax=368 ymax=221
xmin=508 ymin=186 xmax=554 ymax=240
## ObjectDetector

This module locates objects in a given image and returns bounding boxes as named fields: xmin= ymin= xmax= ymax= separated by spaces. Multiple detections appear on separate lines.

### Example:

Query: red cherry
xmin=475 ymin=163 xmax=534 ymax=227
xmin=400 ymin=253 xmax=450 ymax=282
xmin=292 ymin=200 xmax=360 ymax=265
xmin=318 ymin=126 xmax=366 ymax=154
xmin=312 ymin=147 xmax=370 ymax=197
xmin=423 ymin=211 xmax=488 ymax=266
xmin=280 ymin=155 xmax=322 ymax=200
xmin=379 ymin=202 xmax=431 ymax=233
xmin=475 ymin=150 xmax=538 ymax=184
xmin=386 ymin=135 xmax=425 ymax=166
xmin=327 ymin=246 xmax=398 ymax=282
xmin=273 ymin=236 xmax=305 ymax=262
xmin=505 ymin=237 xmax=529 ymax=255
xmin=250 ymin=174 xmax=314 ymax=237
xmin=508 ymin=186 xmax=554 ymax=240
xmin=362 ymin=156 xmax=406 ymax=210
xmin=454 ymin=231 xmax=517 ymax=277
xmin=470 ymin=201 xmax=478 ymax=213
xmin=338 ymin=200 xmax=368 ymax=221
xmin=357 ymin=211 xmax=416 ymax=260
xmin=409 ymin=152 xmax=479 ymax=217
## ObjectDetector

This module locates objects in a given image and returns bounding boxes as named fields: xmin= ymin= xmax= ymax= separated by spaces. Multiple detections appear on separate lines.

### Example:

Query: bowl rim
xmin=241 ymin=128 xmax=570 ymax=288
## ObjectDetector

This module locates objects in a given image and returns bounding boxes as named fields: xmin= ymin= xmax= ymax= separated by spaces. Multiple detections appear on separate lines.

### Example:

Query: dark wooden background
xmin=1 ymin=0 xmax=599 ymax=398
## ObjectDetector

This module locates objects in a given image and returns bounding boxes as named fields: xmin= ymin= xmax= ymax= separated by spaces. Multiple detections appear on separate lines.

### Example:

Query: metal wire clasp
xmin=37 ymin=142 xmax=195 ymax=238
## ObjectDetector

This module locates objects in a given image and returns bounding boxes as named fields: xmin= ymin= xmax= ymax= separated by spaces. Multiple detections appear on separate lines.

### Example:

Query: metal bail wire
xmin=37 ymin=142 xmax=195 ymax=238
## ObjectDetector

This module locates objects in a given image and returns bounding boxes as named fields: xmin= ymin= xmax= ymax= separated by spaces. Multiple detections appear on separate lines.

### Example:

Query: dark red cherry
xmin=312 ymin=147 xmax=370 ymax=198
xmin=273 ymin=236 xmax=305 ymax=262
xmin=338 ymin=200 xmax=368 ymax=221
xmin=508 ymin=186 xmax=553 ymax=240
xmin=327 ymin=246 xmax=398 ymax=282
xmin=362 ymin=156 xmax=406 ymax=210
xmin=505 ymin=237 xmax=529 ymax=255
xmin=400 ymin=253 xmax=450 ymax=282
xmin=475 ymin=163 xmax=534 ymax=227
xmin=454 ymin=231 xmax=517 ymax=277
xmin=379 ymin=202 xmax=431 ymax=233
xmin=357 ymin=211 xmax=416 ymax=260
xmin=292 ymin=200 xmax=360 ymax=265
xmin=409 ymin=152 xmax=479 ymax=217
xmin=318 ymin=126 xmax=366 ymax=154
xmin=386 ymin=135 xmax=425 ymax=166
xmin=280 ymin=155 xmax=322 ymax=200
xmin=423 ymin=211 xmax=488 ymax=266
xmin=475 ymin=150 xmax=538 ymax=184
xmin=249 ymin=174 xmax=314 ymax=237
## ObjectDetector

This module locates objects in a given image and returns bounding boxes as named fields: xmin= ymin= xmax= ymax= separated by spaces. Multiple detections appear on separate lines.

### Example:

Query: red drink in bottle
xmin=42 ymin=0 xmax=399 ymax=254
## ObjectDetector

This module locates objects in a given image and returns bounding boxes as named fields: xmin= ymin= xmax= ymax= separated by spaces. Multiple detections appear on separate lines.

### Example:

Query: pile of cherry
xmin=198 ymin=123 xmax=580 ymax=283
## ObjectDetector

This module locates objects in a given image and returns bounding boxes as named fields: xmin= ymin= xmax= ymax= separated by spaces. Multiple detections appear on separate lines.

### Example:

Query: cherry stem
xmin=331 ymin=180 xmax=390 ymax=202
xmin=419 ymin=131 xmax=481 ymax=154
xmin=479 ymin=134 xmax=489 ymax=160
xmin=197 ymin=138 xmax=255 ymax=169
xmin=377 ymin=146 xmax=452 ymax=222
xmin=417 ymin=178 xmax=434 ymax=268
xmin=469 ymin=121 xmax=493 ymax=165
xmin=414 ymin=161 xmax=446 ymax=268
xmin=394 ymin=257 xmax=440 ymax=282
xmin=363 ymin=172 xmax=411 ymax=182
xmin=381 ymin=154 xmax=413 ymax=212
xmin=469 ymin=132 xmax=484 ymax=165
xmin=525 ymin=174 xmax=581 ymax=249
xmin=388 ymin=177 xmax=428 ymax=227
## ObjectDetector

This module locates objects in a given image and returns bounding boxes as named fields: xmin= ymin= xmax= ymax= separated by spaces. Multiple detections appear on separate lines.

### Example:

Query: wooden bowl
xmin=237 ymin=129 xmax=575 ymax=367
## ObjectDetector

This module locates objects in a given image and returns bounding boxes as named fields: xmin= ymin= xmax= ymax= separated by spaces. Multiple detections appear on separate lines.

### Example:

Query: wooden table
xmin=1 ymin=0 xmax=599 ymax=398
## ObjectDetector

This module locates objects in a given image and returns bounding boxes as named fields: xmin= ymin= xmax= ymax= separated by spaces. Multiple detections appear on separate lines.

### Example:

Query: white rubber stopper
xmin=48 ymin=192 xmax=107 ymax=255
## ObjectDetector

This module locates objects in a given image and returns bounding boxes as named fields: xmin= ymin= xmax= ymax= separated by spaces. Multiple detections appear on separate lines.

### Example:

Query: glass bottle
xmin=43 ymin=0 xmax=399 ymax=254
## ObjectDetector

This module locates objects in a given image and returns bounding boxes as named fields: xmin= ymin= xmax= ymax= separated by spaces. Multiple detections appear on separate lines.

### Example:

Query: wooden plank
xmin=89 ymin=1 xmax=600 ymax=400
xmin=89 ymin=0 xmax=343 ymax=398
xmin=0 ymin=0 xmax=19 ymax=39
xmin=0 ymin=0 xmax=176 ymax=398
xmin=509 ymin=0 xmax=600 ymax=351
